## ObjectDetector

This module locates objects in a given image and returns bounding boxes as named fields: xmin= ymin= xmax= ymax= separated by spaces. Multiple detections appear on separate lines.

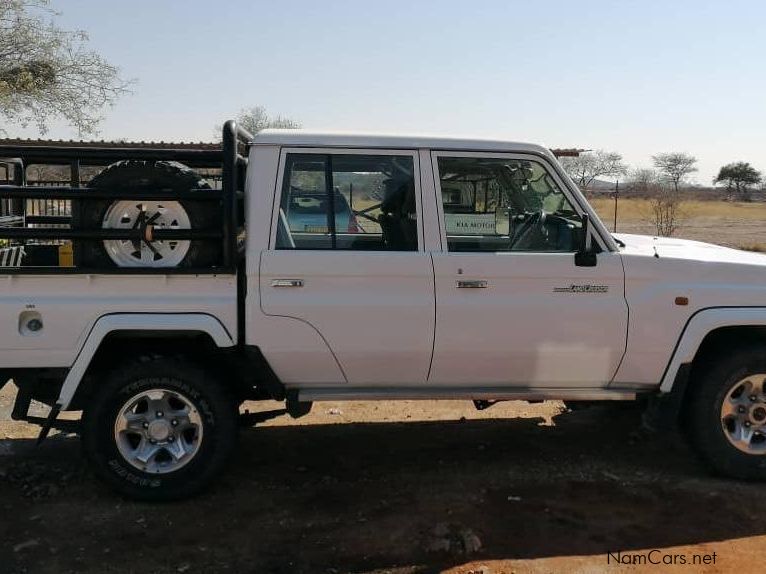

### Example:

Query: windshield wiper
xmin=612 ymin=236 xmax=626 ymax=248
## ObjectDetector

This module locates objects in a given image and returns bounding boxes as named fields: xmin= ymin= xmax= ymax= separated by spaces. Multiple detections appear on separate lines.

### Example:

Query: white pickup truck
xmin=2 ymin=122 xmax=766 ymax=500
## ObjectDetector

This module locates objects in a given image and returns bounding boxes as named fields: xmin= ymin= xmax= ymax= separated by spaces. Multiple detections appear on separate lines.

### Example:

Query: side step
xmin=296 ymin=387 xmax=638 ymax=402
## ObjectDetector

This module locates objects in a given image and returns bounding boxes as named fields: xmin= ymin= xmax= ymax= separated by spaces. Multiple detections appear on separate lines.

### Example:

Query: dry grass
xmin=590 ymin=197 xmax=766 ymax=224
xmin=681 ymin=201 xmax=766 ymax=219
xmin=740 ymin=242 xmax=766 ymax=253
xmin=588 ymin=197 xmax=766 ymax=250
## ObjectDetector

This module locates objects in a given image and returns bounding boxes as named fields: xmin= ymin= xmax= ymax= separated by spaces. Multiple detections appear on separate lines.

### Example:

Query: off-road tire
xmin=75 ymin=160 xmax=221 ymax=268
xmin=81 ymin=357 xmax=238 ymax=501
xmin=685 ymin=345 xmax=766 ymax=480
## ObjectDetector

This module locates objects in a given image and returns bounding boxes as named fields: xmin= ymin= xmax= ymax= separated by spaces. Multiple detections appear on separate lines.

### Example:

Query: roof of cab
xmin=251 ymin=129 xmax=557 ymax=156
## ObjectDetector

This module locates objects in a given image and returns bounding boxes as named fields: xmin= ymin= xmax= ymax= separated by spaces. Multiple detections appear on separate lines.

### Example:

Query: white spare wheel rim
xmin=101 ymin=200 xmax=191 ymax=267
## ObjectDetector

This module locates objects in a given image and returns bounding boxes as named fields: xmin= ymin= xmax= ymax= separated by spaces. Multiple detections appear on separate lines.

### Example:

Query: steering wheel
xmin=509 ymin=210 xmax=547 ymax=250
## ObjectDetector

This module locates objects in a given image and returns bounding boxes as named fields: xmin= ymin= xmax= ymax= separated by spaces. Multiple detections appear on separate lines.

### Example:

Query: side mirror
xmin=575 ymin=213 xmax=597 ymax=267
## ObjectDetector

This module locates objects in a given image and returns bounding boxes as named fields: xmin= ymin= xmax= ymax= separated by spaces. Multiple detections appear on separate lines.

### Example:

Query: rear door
xmin=259 ymin=149 xmax=434 ymax=385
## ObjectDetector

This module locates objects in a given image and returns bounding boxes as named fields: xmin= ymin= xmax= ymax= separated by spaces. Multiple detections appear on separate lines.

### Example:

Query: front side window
xmin=438 ymin=156 xmax=582 ymax=253
xmin=276 ymin=153 xmax=418 ymax=251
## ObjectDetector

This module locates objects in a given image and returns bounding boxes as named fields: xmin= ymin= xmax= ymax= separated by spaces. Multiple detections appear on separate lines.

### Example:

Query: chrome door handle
xmin=271 ymin=279 xmax=304 ymax=288
xmin=456 ymin=279 xmax=488 ymax=289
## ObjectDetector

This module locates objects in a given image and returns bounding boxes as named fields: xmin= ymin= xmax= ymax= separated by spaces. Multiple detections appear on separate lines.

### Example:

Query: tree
xmin=559 ymin=150 xmax=628 ymax=190
xmin=233 ymin=105 xmax=301 ymax=135
xmin=652 ymin=152 xmax=698 ymax=193
xmin=713 ymin=162 xmax=762 ymax=201
xmin=626 ymin=167 xmax=660 ymax=194
xmin=0 ymin=0 xmax=131 ymax=135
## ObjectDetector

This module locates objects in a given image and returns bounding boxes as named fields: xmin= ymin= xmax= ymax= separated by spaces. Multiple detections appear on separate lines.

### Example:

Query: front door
xmin=259 ymin=149 xmax=434 ymax=385
xmin=428 ymin=152 xmax=628 ymax=387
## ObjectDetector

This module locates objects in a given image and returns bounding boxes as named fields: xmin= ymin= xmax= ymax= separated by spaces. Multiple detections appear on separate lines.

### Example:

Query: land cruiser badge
xmin=553 ymin=284 xmax=609 ymax=294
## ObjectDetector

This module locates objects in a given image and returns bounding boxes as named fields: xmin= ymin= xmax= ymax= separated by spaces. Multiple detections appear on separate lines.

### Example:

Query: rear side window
xmin=276 ymin=153 xmax=418 ymax=251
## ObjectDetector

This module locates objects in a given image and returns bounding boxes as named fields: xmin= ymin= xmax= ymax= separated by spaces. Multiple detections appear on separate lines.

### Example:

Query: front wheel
xmin=686 ymin=346 xmax=766 ymax=480
xmin=81 ymin=358 xmax=238 ymax=501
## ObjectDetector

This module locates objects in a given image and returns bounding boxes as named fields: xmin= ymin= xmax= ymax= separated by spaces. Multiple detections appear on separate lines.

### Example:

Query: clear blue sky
xmin=18 ymin=0 xmax=766 ymax=184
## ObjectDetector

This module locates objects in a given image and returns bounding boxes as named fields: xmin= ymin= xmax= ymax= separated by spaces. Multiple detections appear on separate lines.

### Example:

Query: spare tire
xmin=75 ymin=160 xmax=221 ymax=268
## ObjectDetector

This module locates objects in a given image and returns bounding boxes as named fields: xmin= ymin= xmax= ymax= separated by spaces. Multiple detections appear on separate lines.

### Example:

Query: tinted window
xmin=438 ymin=157 xmax=582 ymax=253
xmin=277 ymin=154 xmax=418 ymax=251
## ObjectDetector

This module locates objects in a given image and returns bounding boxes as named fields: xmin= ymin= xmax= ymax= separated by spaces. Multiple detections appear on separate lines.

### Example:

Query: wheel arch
xmin=58 ymin=313 xmax=235 ymax=410
xmin=661 ymin=308 xmax=766 ymax=393
xmin=644 ymin=312 xmax=766 ymax=432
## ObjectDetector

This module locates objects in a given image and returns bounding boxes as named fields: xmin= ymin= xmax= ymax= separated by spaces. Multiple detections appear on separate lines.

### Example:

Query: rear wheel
xmin=81 ymin=357 xmax=238 ymax=500
xmin=686 ymin=346 xmax=766 ymax=479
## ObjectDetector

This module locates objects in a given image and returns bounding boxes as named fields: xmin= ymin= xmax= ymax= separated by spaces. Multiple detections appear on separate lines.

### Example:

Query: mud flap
xmin=643 ymin=363 xmax=691 ymax=432
xmin=286 ymin=391 xmax=313 ymax=419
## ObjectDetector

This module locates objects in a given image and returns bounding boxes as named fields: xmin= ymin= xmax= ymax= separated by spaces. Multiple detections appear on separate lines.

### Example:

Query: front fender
xmin=57 ymin=313 xmax=234 ymax=409
xmin=660 ymin=307 xmax=766 ymax=392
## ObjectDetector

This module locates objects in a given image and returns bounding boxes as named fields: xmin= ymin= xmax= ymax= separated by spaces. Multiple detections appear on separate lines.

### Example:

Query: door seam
xmin=426 ymin=251 xmax=437 ymax=382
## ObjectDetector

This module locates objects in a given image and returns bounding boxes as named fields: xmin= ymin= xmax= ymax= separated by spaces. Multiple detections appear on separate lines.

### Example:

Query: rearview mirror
xmin=575 ymin=213 xmax=597 ymax=267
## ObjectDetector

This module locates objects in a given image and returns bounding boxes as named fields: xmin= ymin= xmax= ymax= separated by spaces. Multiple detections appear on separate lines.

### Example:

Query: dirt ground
xmin=2 ymin=383 xmax=766 ymax=574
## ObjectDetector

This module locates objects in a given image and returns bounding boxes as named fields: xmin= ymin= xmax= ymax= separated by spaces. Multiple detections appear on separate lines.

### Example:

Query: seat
xmin=379 ymin=180 xmax=417 ymax=251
